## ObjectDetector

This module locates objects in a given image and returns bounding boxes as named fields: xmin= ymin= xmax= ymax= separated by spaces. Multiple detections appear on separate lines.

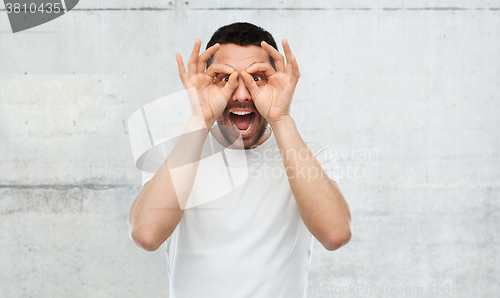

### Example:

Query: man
xmin=128 ymin=22 xmax=351 ymax=297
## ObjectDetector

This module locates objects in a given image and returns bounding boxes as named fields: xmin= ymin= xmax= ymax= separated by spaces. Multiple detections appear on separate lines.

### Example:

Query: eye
xmin=214 ymin=75 xmax=229 ymax=84
xmin=253 ymin=76 xmax=261 ymax=82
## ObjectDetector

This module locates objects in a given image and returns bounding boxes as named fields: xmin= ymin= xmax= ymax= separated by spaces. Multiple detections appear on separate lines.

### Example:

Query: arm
xmin=241 ymin=40 xmax=351 ymax=251
xmin=128 ymin=40 xmax=238 ymax=251
xmin=128 ymin=117 xmax=208 ymax=251
xmin=272 ymin=116 xmax=351 ymax=251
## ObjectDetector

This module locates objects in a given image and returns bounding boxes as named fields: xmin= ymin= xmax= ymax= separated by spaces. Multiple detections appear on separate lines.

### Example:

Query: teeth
xmin=231 ymin=111 xmax=252 ymax=115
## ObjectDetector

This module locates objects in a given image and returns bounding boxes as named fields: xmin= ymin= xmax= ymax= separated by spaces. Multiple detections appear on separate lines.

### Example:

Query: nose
xmin=231 ymin=75 xmax=251 ymax=103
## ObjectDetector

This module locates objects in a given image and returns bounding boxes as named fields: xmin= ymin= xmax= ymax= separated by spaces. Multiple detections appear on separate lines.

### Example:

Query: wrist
xmin=269 ymin=115 xmax=295 ymax=132
xmin=186 ymin=116 xmax=212 ymax=134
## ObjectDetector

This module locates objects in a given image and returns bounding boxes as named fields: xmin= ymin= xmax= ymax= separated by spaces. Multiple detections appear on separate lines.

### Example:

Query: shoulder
xmin=304 ymin=140 xmax=341 ymax=185
xmin=304 ymin=140 xmax=335 ymax=158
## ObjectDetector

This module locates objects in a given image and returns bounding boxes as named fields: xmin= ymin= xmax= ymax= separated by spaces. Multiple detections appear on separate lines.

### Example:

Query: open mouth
xmin=229 ymin=110 xmax=256 ymax=134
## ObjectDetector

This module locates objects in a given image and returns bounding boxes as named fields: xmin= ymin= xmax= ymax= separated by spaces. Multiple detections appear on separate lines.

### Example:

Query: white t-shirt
xmin=141 ymin=128 xmax=339 ymax=298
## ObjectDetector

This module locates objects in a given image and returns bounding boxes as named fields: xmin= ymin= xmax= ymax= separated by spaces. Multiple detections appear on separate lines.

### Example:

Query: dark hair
xmin=205 ymin=22 xmax=278 ymax=70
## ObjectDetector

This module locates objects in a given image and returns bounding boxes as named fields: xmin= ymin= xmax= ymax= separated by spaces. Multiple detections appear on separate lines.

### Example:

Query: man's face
xmin=212 ymin=44 xmax=271 ymax=149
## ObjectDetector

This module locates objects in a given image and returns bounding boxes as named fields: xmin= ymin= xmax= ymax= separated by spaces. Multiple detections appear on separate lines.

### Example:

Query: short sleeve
xmin=138 ymin=138 xmax=177 ymax=188
xmin=141 ymin=170 xmax=156 ymax=188
xmin=306 ymin=142 xmax=340 ymax=186
xmin=138 ymin=130 xmax=215 ymax=189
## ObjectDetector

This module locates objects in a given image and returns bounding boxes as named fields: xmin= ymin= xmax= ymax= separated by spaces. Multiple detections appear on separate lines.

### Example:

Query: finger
xmin=197 ymin=43 xmax=221 ymax=73
xmin=205 ymin=63 xmax=236 ymax=78
xmin=221 ymin=71 xmax=239 ymax=100
xmin=282 ymin=39 xmax=300 ymax=79
xmin=175 ymin=53 xmax=192 ymax=88
xmin=245 ymin=62 xmax=276 ymax=78
xmin=187 ymin=39 xmax=201 ymax=76
xmin=240 ymin=70 xmax=260 ymax=99
xmin=290 ymin=55 xmax=300 ymax=80
xmin=261 ymin=40 xmax=285 ymax=73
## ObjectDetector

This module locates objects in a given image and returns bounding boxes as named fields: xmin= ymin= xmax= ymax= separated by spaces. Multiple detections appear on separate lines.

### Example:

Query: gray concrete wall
xmin=1 ymin=0 xmax=499 ymax=297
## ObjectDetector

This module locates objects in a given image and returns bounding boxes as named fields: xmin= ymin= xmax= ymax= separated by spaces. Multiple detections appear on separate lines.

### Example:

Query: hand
xmin=240 ymin=39 xmax=300 ymax=125
xmin=175 ymin=39 xmax=239 ymax=127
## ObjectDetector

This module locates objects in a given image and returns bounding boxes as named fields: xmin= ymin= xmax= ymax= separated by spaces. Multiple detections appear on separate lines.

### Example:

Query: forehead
xmin=212 ymin=44 xmax=271 ymax=70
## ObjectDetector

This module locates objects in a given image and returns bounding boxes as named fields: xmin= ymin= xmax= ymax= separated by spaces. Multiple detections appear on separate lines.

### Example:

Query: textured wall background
xmin=1 ymin=0 xmax=499 ymax=297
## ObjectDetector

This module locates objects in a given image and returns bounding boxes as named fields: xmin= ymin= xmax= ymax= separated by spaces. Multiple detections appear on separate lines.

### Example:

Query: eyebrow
xmin=224 ymin=61 xmax=266 ymax=70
